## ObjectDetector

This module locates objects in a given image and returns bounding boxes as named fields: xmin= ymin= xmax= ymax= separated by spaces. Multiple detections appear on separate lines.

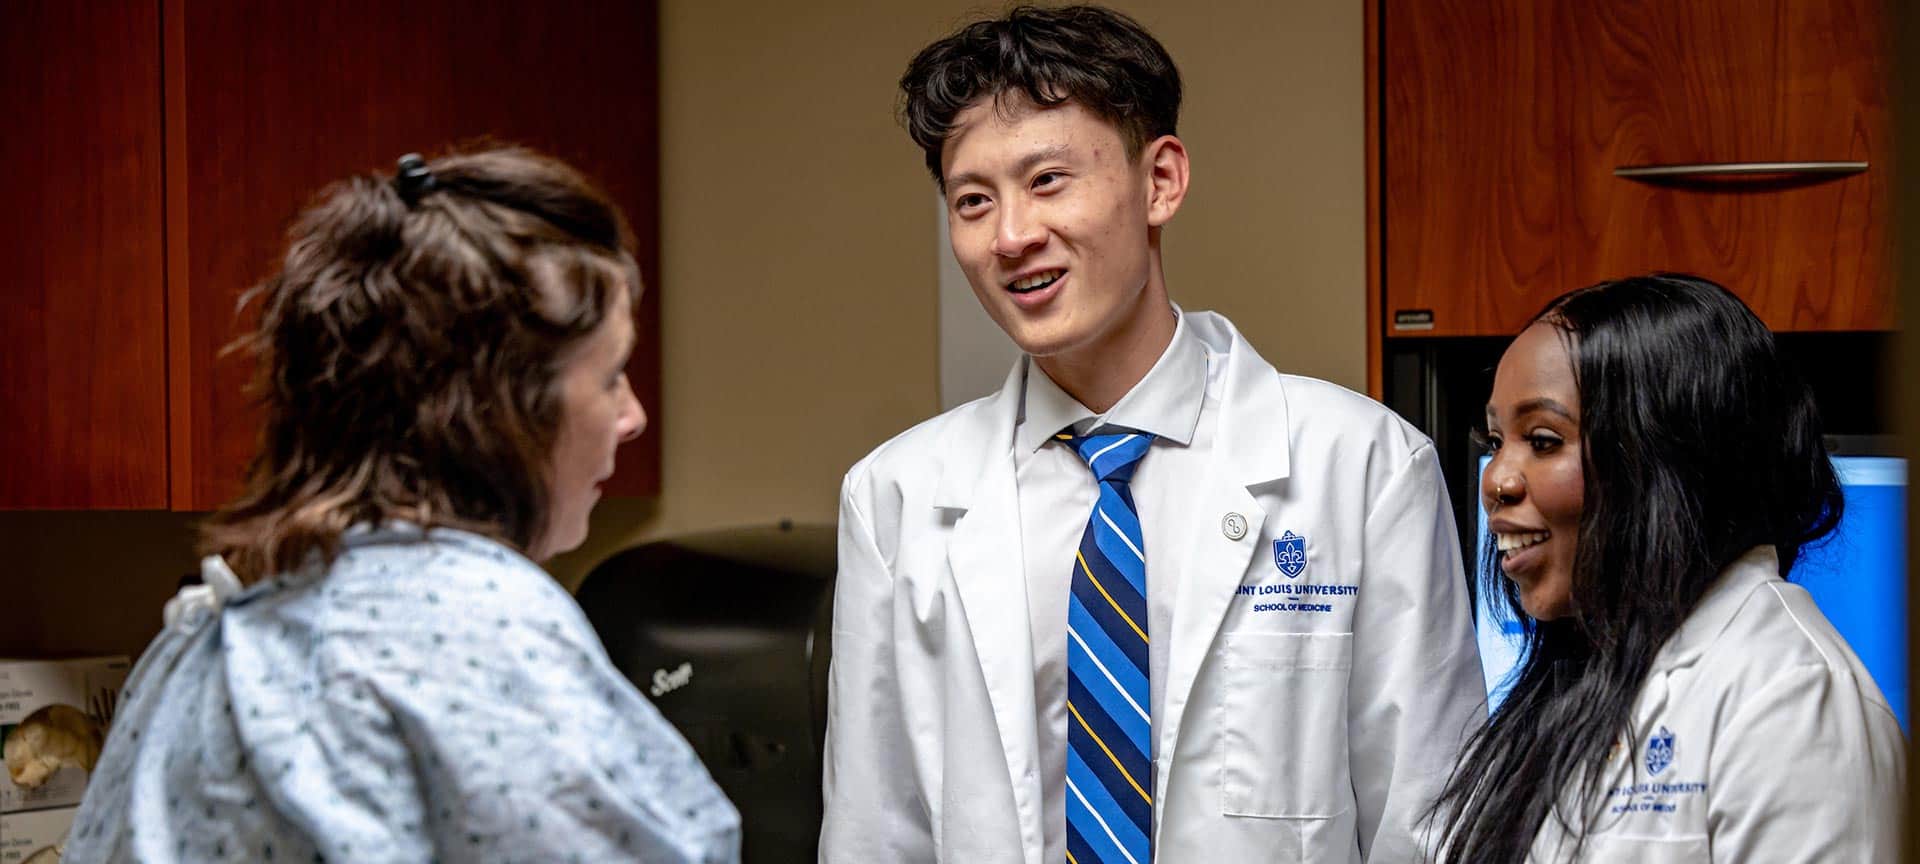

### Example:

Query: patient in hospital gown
xmin=64 ymin=147 xmax=738 ymax=863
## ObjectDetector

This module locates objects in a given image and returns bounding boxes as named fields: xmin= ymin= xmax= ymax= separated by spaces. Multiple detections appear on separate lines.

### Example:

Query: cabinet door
xmin=1382 ymin=1 xmax=1566 ymax=338
xmin=0 ymin=0 xmax=168 ymax=508
xmin=168 ymin=0 xmax=661 ymax=510
xmin=1383 ymin=0 xmax=1891 ymax=337
xmin=1558 ymin=0 xmax=1889 ymax=331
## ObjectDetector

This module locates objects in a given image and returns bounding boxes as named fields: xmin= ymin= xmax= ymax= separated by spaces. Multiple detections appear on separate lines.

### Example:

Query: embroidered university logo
xmin=1273 ymin=530 xmax=1307 ymax=579
xmin=1646 ymin=726 xmax=1675 ymax=776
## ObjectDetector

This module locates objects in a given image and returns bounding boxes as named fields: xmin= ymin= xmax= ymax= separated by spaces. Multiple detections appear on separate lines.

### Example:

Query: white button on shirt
xmin=1013 ymin=307 xmax=1221 ymax=863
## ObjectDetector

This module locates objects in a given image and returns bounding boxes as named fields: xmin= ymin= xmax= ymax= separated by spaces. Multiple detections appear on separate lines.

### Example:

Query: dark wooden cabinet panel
xmin=167 ymin=0 xmax=662 ymax=509
xmin=1383 ymin=0 xmax=1891 ymax=337
xmin=0 ymin=0 xmax=169 ymax=508
xmin=1558 ymin=0 xmax=1889 ymax=331
xmin=1383 ymin=1 xmax=1565 ymax=337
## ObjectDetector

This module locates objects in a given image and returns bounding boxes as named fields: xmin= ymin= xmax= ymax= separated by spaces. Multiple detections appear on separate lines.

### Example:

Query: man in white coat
xmin=822 ymin=7 xmax=1484 ymax=862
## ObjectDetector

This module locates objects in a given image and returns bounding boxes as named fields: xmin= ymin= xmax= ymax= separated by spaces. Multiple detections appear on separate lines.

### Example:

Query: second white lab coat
xmin=821 ymin=311 xmax=1484 ymax=863
xmin=1526 ymin=545 xmax=1905 ymax=862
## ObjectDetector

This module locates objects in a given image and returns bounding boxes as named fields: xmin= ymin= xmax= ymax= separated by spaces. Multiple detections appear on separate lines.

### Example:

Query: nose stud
xmin=1490 ymin=476 xmax=1521 ymax=513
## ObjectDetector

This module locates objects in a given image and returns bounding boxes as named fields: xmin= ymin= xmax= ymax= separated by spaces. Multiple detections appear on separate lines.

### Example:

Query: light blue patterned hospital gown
xmin=67 ymin=524 xmax=740 ymax=863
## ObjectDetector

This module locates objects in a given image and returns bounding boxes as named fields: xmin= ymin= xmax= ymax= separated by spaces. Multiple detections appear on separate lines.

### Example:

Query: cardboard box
xmin=0 ymin=658 xmax=129 ymax=815
xmin=0 ymin=806 xmax=76 ymax=863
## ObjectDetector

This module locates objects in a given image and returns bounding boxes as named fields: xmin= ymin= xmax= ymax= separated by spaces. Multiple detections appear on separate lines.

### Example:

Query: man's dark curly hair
xmin=899 ymin=5 xmax=1182 ymax=186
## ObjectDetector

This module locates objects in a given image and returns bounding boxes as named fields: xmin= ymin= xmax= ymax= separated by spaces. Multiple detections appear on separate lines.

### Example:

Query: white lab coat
xmin=821 ymin=312 xmax=1484 ymax=863
xmin=1527 ymin=545 xmax=1906 ymax=862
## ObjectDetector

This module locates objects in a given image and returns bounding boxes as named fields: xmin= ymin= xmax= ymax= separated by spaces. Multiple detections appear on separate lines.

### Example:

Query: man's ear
xmin=1143 ymin=134 xmax=1189 ymax=227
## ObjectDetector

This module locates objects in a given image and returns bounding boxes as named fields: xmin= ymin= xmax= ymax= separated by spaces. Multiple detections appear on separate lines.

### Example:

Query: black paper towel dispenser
xmin=576 ymin=522 xmax=835 ymax=864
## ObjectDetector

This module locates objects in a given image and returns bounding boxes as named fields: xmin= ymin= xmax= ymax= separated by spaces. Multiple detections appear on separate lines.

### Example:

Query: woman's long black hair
xmin=1427 ymin=274 xmax=1845 ymax=861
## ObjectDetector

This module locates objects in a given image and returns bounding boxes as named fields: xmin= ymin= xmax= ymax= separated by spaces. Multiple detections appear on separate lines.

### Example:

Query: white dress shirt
xmin=1014 ymin=307 xmax=1219 ymax=863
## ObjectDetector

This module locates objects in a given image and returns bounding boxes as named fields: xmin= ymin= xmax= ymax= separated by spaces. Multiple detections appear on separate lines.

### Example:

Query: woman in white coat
xmin=1429 ymin=274 xmax=1905 ymax=861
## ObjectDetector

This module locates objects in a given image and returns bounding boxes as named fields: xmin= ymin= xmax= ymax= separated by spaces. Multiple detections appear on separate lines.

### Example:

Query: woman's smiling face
xmin=1483 ymin=321 xmax=1584 ymax=620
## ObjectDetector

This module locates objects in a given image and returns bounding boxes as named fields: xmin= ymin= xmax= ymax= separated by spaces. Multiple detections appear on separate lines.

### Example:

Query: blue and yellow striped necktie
xmin=1056 ymin=427 xmax=1154 ymax=864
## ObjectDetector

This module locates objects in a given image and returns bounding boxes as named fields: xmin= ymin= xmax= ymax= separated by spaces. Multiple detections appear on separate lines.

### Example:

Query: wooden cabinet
xmin=1 ymin=1 xmax=169 ymax=508
xmin=3 ymin=0 xmax=661 ymax=510
xmin=168 ymin=0 xmax=662 ymax=509
xmin=1378 ymin=0 xmax=1891 ymax=340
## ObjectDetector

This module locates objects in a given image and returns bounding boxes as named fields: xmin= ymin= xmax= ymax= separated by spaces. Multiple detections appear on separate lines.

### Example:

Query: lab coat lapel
xmin=935 ymin=359 xmax=1042 ymax=854
xmin=1157 ymin=317 xmax=1293 ymax=818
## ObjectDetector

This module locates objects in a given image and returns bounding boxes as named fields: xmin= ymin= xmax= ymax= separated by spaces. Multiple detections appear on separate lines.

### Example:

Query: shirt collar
xmin=1015 ymin=305 xmax=1207 ymax=453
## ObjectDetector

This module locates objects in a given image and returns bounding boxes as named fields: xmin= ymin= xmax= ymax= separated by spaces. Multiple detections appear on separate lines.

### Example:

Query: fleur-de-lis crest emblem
xmin=1273 ymin=530 xmax=1307 ymax=579
xmin=1646 ymin=726 xmax=1675 ymax=776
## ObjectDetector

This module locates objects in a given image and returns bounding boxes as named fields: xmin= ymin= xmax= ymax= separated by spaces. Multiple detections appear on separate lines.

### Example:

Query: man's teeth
xmin=1495 ymin=531 xmax=1550 ymax=552
xmin=1011 ymin=270 xmax=1064 ymax=292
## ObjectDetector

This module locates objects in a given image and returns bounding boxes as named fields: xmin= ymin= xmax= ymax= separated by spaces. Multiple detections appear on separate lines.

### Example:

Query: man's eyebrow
xmin=946 ymin=143 xmax=1074 ymax=190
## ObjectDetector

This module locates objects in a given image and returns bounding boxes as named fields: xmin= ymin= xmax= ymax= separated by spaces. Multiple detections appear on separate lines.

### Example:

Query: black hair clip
xmin=394 ymin=152 xmax=438 ymax=204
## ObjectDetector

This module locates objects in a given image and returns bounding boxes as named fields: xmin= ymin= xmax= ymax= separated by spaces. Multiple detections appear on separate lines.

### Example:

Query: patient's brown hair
xmin=201 ymin=145 xmax=641 ymax=584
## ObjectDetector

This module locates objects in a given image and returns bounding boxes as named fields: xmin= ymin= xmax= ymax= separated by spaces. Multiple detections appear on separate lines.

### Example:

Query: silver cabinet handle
xmin=1614 ymin=161 xmax=1868 ymax=179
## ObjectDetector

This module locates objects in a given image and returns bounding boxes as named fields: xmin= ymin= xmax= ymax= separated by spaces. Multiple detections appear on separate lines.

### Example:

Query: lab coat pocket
xmin=1581 ymin=834 xmax=1709 ymax=862
xmin=1216 ymin=631 xmax=1353 ymax=819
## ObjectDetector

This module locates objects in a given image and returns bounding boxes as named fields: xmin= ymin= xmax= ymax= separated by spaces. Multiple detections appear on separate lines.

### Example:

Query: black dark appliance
xmin=575 ymin=522 xmax=835 ymax=864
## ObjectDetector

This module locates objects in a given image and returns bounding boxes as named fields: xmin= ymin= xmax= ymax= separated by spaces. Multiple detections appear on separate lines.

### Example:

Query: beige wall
xmin=0 ymin=0 xmax=1368 ymax=658
xmin=1144 ymin=0 xmax=1368 ymax=388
